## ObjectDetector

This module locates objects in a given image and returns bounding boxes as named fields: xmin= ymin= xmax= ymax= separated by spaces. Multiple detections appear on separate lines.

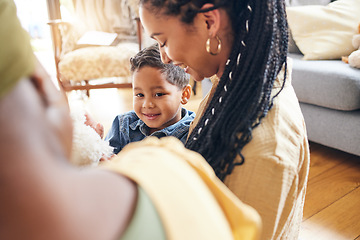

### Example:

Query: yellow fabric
xmin=102 ymin=137 xmax=261 ymax=240
xmin=189 ymin=59 xmax=310 ymax=240
xmin=287 ymin=0 xmax=360 ymax=60
xmin=0 ymin=0 xmax=35 ymax=99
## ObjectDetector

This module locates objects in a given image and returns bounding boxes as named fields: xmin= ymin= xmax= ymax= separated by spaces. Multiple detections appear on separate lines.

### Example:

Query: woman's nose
xmin=159 ymin=47 xmax=172 ymax=64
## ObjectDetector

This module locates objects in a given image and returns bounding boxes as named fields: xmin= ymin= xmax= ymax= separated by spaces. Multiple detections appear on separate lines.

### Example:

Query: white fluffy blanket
xmin=70 ymin=107 xmax=113 ymax=167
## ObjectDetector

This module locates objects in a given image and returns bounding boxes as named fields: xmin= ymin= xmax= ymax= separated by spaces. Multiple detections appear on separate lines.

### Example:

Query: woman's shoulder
xmin=273 ymin=57 xmax=293 ymax=89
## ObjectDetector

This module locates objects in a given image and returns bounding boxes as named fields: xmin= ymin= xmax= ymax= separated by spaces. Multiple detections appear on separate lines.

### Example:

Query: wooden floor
xmin=300 ymin=142 xmax=360 ymax=240
xmin=68 ymin=86 xmax=360 ymax=240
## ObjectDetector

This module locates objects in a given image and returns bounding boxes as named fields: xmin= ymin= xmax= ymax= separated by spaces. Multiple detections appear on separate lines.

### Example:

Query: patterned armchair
xmin=46 ymin=0 xmax=142 ymax=96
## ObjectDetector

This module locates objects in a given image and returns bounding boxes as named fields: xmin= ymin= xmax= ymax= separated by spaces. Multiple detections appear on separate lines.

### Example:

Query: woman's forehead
xmin=140 ymin=8 xmax=174 ymax=35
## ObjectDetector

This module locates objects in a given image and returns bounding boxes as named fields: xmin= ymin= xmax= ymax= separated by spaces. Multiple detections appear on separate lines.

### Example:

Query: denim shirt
xmin=105 ymin=108 xmax=195 ymax=154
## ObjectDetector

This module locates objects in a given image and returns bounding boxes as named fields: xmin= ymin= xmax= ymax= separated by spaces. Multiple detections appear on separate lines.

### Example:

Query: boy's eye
xmin=136 ymin=93 xmax=144 ymax=97
xmin=155 ymin=93 xmax=165 ymax=97
xmin=160 ymin=41 xmax=167 ymax=48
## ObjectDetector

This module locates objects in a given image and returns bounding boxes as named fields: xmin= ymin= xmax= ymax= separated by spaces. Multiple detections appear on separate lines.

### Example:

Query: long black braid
xmin=140 ymin=0 xmax=289 ymax=181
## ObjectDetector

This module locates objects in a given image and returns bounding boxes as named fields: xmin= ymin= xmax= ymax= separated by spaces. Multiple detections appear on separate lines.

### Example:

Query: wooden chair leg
xmin=85 ymin=80 xmax=90 ymax=97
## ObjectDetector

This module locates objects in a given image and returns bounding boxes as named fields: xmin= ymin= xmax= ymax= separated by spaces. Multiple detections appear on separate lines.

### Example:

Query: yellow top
xmin=189 ymin=60 xmax=310 ymax=240
xmin=102 ymin=136 xmax=261 ymax=240
xmin=0 ymin=0 xmax=35 ymax=99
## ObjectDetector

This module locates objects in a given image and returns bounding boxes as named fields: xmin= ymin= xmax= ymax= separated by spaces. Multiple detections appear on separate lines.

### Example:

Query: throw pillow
xmin=287 ymin=0 xmax=360 ymax=60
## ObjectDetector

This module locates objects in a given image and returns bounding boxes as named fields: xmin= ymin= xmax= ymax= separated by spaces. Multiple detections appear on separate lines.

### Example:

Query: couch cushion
xmin=289 ymin=53 xmax=360 ymax=111
xmin=59 ymin=42 xmax=138 ymax=82
xmin=286 ymin=0 xmax=360 ymax=60
xmin=299 ymin=102 xmax=360 ymax=156
xmin=286 ymin=0 xmax=330 ymax=7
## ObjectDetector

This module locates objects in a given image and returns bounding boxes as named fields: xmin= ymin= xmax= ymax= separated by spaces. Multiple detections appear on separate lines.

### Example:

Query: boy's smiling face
xmin=132 ymin=66 xmax=183 ymax=134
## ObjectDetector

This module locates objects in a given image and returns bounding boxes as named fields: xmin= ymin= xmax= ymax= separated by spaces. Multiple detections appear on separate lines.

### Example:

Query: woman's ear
xmin=181 ymin=84 xmax=192 ymax=105
xmin=200 ymin=3 xmax=221 ymax=38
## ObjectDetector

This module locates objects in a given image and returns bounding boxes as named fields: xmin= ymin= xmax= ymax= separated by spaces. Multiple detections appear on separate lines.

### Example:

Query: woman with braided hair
xmin=139 ymin=0 xmax=310 ymax=239
xmin=0 ymin=0 xmax=263 ymax=239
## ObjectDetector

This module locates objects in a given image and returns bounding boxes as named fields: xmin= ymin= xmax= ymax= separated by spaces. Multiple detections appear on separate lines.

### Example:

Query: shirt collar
xmin=129 ymin=108 xmax=193 ymax=138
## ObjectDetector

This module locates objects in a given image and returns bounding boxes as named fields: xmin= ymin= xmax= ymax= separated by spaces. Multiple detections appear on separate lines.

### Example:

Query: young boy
xmin=105 ymin=44 xmax=195 ymax=154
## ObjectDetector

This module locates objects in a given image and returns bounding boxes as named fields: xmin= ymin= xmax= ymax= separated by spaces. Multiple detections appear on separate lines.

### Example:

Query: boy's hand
xmin=99 ymin=154 xmax=115 ymax=162
xmin=84 ymin=113 xmax=104 ymax=139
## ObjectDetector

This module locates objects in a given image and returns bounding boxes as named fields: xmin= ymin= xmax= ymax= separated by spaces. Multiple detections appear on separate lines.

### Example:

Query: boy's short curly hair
xmin=130 ymin=44 xmax=189 ymax=89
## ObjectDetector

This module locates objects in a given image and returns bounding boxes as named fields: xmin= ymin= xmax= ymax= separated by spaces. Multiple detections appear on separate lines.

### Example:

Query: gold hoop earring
xmin=206 ymin=35 xmax=222 ymax=55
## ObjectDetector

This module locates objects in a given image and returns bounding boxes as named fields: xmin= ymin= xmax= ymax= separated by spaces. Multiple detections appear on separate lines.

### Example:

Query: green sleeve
xmin=0 ymin=0 xmax=35 ymax=99
xmin=120 ymin=186 xmax=166 ymax=240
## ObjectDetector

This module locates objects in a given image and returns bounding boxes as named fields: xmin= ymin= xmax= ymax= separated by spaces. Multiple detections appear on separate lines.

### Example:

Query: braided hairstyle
xmin=140 ymin=0 xmax=289 ymax=180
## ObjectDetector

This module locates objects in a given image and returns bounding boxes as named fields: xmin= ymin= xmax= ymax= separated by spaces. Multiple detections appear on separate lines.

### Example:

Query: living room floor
xmin=38 ymin=52 xmax=360 ymax=240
